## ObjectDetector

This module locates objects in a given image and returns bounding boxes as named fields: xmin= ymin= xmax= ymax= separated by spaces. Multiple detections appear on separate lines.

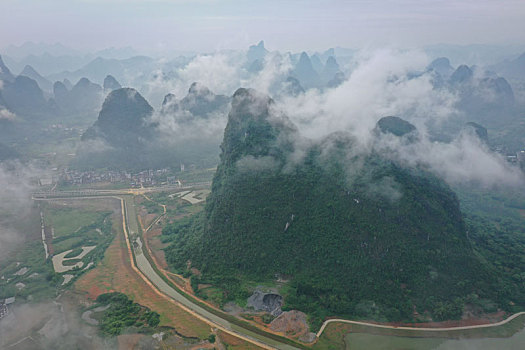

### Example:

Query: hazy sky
xmin=1 ymin=0 xmax=524 ymax=53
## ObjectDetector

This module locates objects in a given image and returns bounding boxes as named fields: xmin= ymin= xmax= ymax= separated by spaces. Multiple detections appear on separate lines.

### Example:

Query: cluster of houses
xmin=51 ymin=168 xmax=174 ymax=187
xmin=506 ymin=150 xmax=525 ymax=168
xmin=0 ymin=297 xmax=15 ymax=320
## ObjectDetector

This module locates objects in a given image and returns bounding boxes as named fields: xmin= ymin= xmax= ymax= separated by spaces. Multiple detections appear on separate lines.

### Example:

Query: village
xmin=0 ymin=297 xmax=15 ymax=320
xmin=41 ymin=165 xmax=192 ymax=188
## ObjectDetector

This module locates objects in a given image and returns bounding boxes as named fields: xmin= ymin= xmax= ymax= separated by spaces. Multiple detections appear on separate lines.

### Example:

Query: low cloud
xmin=237 ymin=155 xmax=279 ymax=173
xmin=269 ymin=49 xmax=522 ymax=189
xmin=383 ymin=131 xmax=524 ymax=187
xmin=77 ymin=138 xmax=115 ymax=154
xmin=153 ymin=111 xmax=227 ymax=143
xmin=139 ymin=49 xmax=293 ymax=108
xmin=0 ymin=107 xmax=16 ymax=120
xmin=0 ymin=162 xmax=41 ymax=257
xmin=0 ymin=300 xmax=113 ymax=349
xmin=278 ymin=49 xmax=458 ymax=144
xmin=92 ymin=47 xmax=524 ymax=189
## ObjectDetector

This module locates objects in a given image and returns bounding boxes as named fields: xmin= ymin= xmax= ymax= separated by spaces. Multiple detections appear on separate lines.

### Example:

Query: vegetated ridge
xmin=163 ymin=88 xmax=523 ymax=330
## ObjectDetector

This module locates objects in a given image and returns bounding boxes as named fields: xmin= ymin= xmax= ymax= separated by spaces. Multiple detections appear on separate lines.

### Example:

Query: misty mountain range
xmin=1 ymin=41 xmax=525 ymax=165
xmin=1 ymin=41 xmax=523 ymax=104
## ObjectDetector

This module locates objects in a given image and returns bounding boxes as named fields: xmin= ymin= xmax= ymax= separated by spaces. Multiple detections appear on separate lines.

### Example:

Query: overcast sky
xmin=1 ymin=0 xmax=524 ymax=53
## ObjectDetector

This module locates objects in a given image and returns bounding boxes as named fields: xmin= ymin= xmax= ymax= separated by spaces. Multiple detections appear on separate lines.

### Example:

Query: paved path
xmin=35 ymin=193 xmax=298 ymax=350
xmin=316 ymin=312 xmax=525 ymax=338
xmin=37 ymin=189 xmax=525 ymax=346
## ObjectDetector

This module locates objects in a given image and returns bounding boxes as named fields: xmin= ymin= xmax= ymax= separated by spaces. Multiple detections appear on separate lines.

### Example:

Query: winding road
xmin=34 ymin=188 xmax=300 ymax=350
xmin=34 ymin=186 xmax=525 ymax=348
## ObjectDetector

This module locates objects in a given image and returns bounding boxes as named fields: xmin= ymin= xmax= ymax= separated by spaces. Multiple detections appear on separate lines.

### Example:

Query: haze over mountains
xmin=2 ymin=37 xmax=525 ymax=349
xmin=2 ymin=0 xmax=525 ymax=346
xmin=2 ymin=40 xmax=525 ymax=170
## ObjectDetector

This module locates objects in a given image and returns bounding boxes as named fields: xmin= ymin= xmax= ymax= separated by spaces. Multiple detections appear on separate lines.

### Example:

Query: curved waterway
xmin=122 ymin=196 xmax=299 ymax=350
xmin=34 ymin=192 xmax=525 ymax=350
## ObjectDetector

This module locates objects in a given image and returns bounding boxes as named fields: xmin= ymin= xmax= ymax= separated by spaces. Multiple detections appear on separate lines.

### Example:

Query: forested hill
xmin=165 ymin=88 xmax=514 ymax=327
xmin=81 ymin=88 xmax=155 ymax=149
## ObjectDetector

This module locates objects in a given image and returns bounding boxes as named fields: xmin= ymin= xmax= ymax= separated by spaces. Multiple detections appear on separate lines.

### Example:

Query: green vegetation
xmin=0 ymin=239 xmax=57 ymax=301
xmin=208 ymin=334 xmax=216 ymax=343
xmin=64 ymin=247 xmax=85 ymax=259
xmin=162 ymin=89 xmax=525 ymax=331
xmin=95 ymin=292 xmax=161 ymax=336
xmin=455 ymin=185 xmax=525 ymax=313
xmin=0 ymin=200 xmax=116 ymax=304
xmin=147 ymin=191 xmax=205 ymax=217
xmin=177 ymin=168 xmax=216 ymax=183
xmin=44 ymin=207 xmax=109 ymax=237
xmin=49 ymin=210 xmax=113 ymax=262
xmin=375 ymin=116 xmax=417 ymax=137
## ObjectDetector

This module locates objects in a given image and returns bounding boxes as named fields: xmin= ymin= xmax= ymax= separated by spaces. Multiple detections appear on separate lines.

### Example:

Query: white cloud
xmin=0 ymin=107 xmax=16 ymax=120
xmin=0 ymin=162 xmax=41 ymax=257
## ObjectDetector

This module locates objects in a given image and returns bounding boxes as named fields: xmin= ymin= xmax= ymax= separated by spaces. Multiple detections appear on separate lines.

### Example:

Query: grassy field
xmin=0 ymin=198 xmax=121 ymax=304
xmin=0 ymin=204 xmax=54 ymax=302
xmin=146 ymin=190 xmax=207 ymax=218
xmin=0 ymin=239 xmax=56 ymax=302
xmin=42 ymin=199 xmax=115 ymax=283
xmin=0 ymin=198 xmax=122 ymax=304
xmin=217 ymin=330 xmax=265 ymax=350
xmin=74 ymin=198 xmax=212 ymax=339
xmin=43 ymin=206 xmax=109 ymax=238
xmin=313 ymin=314 xmax=525 ymax=350
xmin=177 ymin=168 xmax=216 ymax=183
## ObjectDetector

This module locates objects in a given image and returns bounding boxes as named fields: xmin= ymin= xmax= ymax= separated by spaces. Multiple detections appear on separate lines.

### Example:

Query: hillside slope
xmin=165 ymin=88 xmax=514 ymax=328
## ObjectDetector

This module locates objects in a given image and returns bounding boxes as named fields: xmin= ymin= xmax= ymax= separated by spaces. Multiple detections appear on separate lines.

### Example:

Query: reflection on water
xmin=345 ymin=315 xmax=525 ymax=350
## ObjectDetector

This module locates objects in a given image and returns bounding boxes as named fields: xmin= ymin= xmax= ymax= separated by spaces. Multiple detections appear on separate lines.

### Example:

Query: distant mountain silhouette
xmin=489 ymin=52 xmax=525 ymax=81
xmin=1 ymin=75 xmax=49 ymax=118
xmin=247 ymin=41 xmax=268 ymax=64
xmin=48 ymin=56 xmax=155 ymax=86
xmin=326 ymin=72 xmax=345 ymax=88
xmin=62 ymin=78 xmax=73 ymax=90
xmin=449 ymin=65 xmax=473 ymax=84
xmin=103 ymin=75 xmax=122 ymax=91
xmin=82 ymin=88 xmax=155 ymax=148
xmin=375 ymin=116 xmax=417 ymax=137
xmin=292 ymin=52 xmax=321 ymax=89
xmin=20 ymin=65 xmax=53 ymax=91
xmin=437 ymin=64 xmax=517 ymax=129
xmin=428 ymin=57 xmax=454 ymax=79
xmin=279 ymin=76 xmax=305 ymax=97
xmin=161 ymin=82 xmax=230 ymax=121
xmin=54 ymin=77 xmax=103 ymax=115
xmin=310 ymin=54 xmax=324 ymax=73
xmin=0 ymin=55 xmax=15 ymax=82
xmin=247 ymin=59 xmax=264 ymax=73
xmin=321 ymin=56 xmax=343 ymax=85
